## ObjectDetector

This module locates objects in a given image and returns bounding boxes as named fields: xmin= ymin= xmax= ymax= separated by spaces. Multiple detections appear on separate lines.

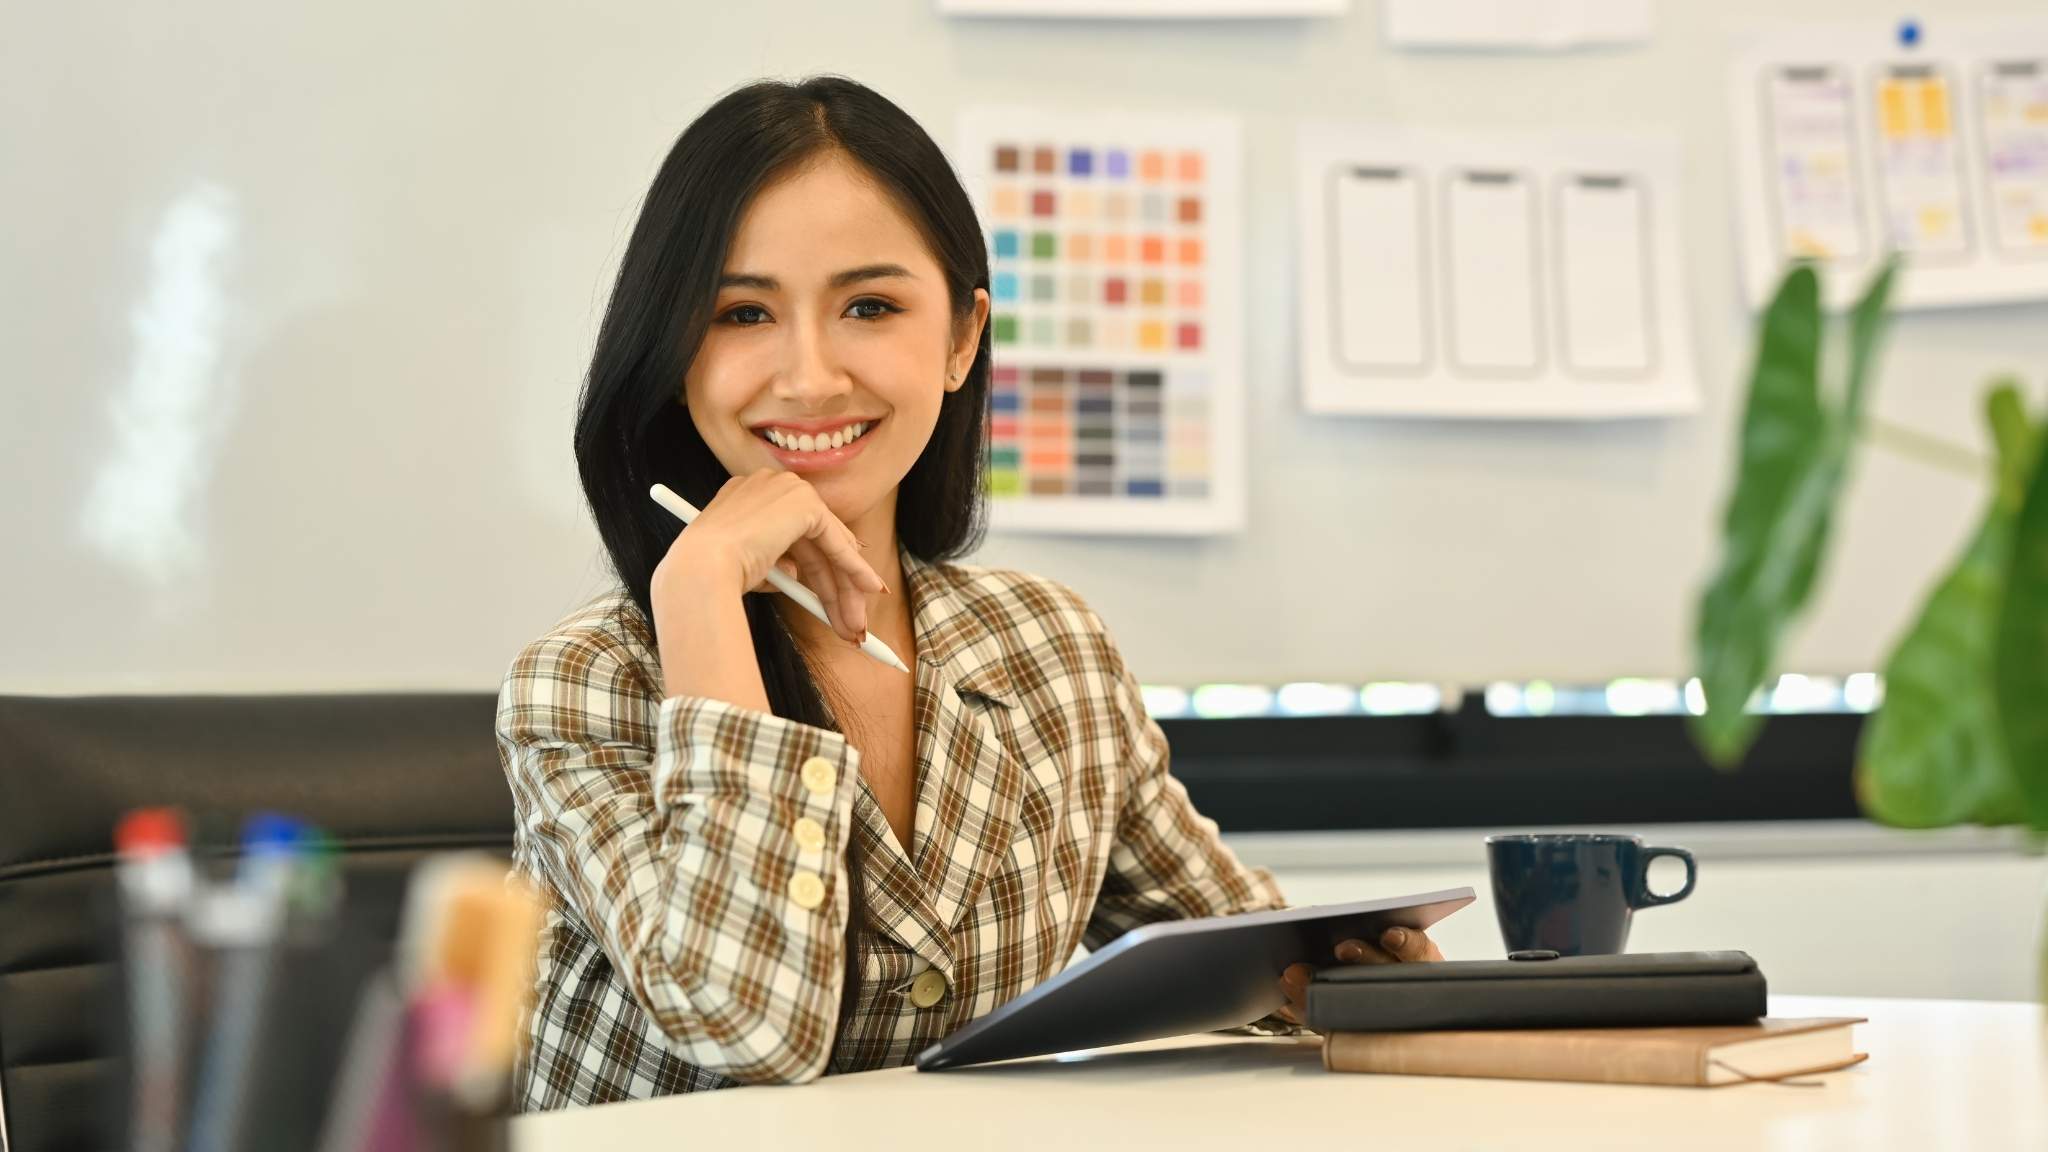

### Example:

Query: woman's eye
xmin=724 ymin=305 xmax=769 ymax=326
xmin=846 ymin=298 xmax=900 ymax=321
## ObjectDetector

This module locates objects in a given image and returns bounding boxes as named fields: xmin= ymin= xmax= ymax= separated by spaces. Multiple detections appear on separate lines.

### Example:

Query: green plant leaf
xmin=1857 ymin=501 xmax=2026 ymax=827
xmin=1840 ymin=258 xmax=1898 ymax=431
xmin=1693 ymin=265 xmax=1847 ymax=765
xmin=1994 ymin=396 xmax=2048 ymax=831
xmin=1986 ymin=379 xmax=2036 ymax=509
xmin=1693 ymin=261 xmax=1899 ymax=767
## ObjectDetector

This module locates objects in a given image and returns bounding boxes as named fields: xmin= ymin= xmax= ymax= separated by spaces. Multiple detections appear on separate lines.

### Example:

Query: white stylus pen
xmin=649 ymin=483 xmax=912 ymax=674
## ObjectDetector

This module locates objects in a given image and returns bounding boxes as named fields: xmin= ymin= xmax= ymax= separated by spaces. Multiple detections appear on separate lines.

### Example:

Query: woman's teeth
xmin=763 ymin=421 xmax=871 ymax=453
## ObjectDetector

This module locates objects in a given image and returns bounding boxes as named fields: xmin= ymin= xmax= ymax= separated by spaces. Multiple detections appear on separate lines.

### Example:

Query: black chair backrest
xmin=0 ymin=694 xmax=512 ymax=1152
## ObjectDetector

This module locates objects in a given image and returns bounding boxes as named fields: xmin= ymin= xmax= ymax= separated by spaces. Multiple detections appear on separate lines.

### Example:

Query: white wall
xmin=5 ymin=0 xmax=2045 ymax=694
xmin=1232 ymin=823 xmax=2048 ymax=1002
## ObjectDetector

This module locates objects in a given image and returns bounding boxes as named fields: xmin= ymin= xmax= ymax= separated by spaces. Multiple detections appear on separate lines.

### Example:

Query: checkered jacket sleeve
xmin=495 ymin=622 xmax=858 ymax=1085
xmin=1079 ymin=605 xmax=1288 ymax=949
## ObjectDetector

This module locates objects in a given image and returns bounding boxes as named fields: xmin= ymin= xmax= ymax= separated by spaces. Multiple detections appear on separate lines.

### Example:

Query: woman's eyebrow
xmin=716 ymin=264 xmax=917 ymax=292
xmin=829 ymin=263 xmax=915 ymax=288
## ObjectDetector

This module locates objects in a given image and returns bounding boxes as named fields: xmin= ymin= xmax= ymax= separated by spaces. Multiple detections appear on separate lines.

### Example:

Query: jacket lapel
xmin=911 ymin=643 xmax=1027 ymax=934
xmin=852 ymin=552 xmax=1028 ymax=972
xmin=848 ymin=776 xmax=951 ymax=970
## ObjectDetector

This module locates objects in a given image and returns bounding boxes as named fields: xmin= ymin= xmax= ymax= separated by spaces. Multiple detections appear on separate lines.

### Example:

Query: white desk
xmin=512 ymin=996 xmax=2046 ymax=1151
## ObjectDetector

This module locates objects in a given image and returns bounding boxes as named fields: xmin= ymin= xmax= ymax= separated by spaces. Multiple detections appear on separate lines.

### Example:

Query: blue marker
xmin=1898 ymin=18 xmax=1921 ymax=49
xmin=186 ymin=813 xmax=306 ymax=1152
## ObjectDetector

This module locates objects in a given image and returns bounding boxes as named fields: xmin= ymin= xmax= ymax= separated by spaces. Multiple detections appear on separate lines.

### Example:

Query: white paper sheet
xmin=1762 ymin=66 xmax=1869 ymax=263
xmin=1730 ymin=18 xmax=2048 ymax=310
xmin=1297 ymin=124 xmax=1695 ymax=420
xmin=1444 ymin=171 xmax=1542 ymax=373
xmin=1980 ymin=59 xmax=2048 ymax=256
xmin=1330 ymin=166 xmax=1430 ymax=371
xmin=1557 ymin=175 xmax=1655 ymax=375
xmin=940 ymin=0 xmax=1344 ymax=17
xmin=1873 ymin=64 xmax=1972 ymax=259
xmin=1383 ymin=0 xmax=1651 ymax=50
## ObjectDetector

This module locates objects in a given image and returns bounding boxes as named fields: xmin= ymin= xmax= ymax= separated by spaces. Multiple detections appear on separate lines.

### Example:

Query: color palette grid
xmin=958 ymin=107 xmax=1245 ymax=535
xmin=987 ymin=365 xmax=1211 ymax=500
xmin=985 ymin=142 xmax=1210 ymax=357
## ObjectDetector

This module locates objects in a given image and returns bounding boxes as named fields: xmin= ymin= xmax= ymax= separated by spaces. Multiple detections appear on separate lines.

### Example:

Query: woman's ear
xmin=946 ymin=288 xmax=992 ymax=392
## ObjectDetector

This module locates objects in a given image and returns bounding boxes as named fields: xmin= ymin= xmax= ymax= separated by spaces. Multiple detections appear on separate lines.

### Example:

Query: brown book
xmin=1323 ymin=1017 xmax=1867 ymax=1087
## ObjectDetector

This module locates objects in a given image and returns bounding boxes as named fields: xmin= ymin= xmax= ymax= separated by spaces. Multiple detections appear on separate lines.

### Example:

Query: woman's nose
xmin=776 ymin=320 xmax=852 ymax=404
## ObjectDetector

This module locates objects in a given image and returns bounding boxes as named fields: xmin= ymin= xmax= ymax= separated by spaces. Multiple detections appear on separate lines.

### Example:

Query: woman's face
xmin=684 ymin=151 xmax=989 ymax=527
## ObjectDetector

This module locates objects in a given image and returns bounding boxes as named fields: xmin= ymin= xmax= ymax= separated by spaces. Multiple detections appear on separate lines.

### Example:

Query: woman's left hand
xmin=1275 ymin=926 xmax=1445 ymax=1028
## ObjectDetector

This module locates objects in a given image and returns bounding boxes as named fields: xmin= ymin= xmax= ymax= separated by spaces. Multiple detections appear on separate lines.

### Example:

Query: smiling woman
xmin=692 ymin=171 xmax=977 ymax=496
xmin=494 ymin=76 xmax=1438 ymax=1113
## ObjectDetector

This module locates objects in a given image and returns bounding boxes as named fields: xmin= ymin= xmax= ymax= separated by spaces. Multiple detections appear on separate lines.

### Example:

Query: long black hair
xmin=572 ymin=77 xmax=992 ymax=1062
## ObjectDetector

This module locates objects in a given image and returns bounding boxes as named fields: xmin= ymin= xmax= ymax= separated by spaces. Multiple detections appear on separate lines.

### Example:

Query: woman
xmin=495 ymin=75 xmax=1442 ymax=1110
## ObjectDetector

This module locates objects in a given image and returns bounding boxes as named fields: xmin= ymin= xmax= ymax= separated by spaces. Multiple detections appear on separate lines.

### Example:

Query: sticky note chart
xmin=1731 ymin=18 xmax=2048 ymax=310
xmin=1296 ymin=123 xmax=1698 ymax=420
xmin=957 ymin=107 xmax=1245 ymax=534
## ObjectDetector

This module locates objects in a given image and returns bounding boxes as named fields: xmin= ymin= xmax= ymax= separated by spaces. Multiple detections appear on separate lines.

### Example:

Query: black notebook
xmin=1306 ymin=950 xmax=1767 ymax=1033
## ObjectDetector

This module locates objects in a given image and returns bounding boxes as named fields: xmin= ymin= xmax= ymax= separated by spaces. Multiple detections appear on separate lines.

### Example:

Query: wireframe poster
xmin=1980 ymin=59 xmax=2048 ymax=256
xmin=1730 ymin=18 xmax=2048 ymax=309
xmin=1297 ymin=124 xmax=1696 ymax=420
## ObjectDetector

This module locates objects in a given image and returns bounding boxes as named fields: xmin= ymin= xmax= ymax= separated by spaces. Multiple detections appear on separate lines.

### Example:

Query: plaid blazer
xmin=495 ymin=550 xmax=1287 ymax=1110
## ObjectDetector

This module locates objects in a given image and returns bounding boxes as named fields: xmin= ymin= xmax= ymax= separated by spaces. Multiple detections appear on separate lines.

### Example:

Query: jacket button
xmin=793 ymin=817 xmax=826 ymax=852
xmin=788 ymin=870 xmax=825 ymax=910
xmin=909 ymin=969 xmax=948 ymax=1009
xmin=800 ymin=756 xmax=837 ymax=795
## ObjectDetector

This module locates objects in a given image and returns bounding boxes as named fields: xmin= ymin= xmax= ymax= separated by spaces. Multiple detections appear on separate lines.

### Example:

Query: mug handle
xmin=1635 ymin=846 xmax=1697 ymax=907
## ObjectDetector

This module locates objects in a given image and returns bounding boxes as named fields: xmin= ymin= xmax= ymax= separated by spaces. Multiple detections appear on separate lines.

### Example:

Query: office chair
xmin=0 ymin=694 xmax=513 ymax=1152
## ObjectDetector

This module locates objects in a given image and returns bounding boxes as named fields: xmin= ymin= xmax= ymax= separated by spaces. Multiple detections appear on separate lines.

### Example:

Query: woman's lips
xmin=759 ymin=419 xmax=878 ymax=473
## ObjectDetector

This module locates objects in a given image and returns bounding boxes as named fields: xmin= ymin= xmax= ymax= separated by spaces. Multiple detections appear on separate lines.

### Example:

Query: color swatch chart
xmin=987 ymin=364 xmax=1209 ymax=502
xmin=985 ymin=141 xmax=1209 ymax=357
xmin=957 ymin=107 xmax=1244 ymax=534
xmin=1729 ymin=18 xmax=2048 ymax=310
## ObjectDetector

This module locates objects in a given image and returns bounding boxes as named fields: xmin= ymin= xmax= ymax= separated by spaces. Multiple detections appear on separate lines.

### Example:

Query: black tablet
xmin=915 ymin=887 xmax=1476 ymax=1070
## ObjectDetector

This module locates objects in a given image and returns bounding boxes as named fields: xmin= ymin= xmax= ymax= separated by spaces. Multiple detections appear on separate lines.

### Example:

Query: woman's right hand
xmin=650 ymin=469 xmax=887 ymax=644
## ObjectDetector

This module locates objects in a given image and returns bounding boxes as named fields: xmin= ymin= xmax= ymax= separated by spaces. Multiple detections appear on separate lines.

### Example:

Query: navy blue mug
xmin=1485 ymin=833 xmax=1696 ymax=956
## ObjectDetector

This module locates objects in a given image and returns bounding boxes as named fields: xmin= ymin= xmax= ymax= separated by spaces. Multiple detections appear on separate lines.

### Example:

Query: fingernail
xmin=880 ymin=583 xmax=891 ymax=595
xmin=1336 ymin=941 xmax=1364 ymax=962
xmin=1383 ymin=928 xmax=1408 ymax=948
xmin=857 ymin=538 xmax=868 ymax=549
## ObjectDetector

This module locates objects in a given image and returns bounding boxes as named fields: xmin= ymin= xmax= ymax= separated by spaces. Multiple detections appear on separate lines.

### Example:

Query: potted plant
xmin=1691 ymin=258 xmax=2048 ymax=1000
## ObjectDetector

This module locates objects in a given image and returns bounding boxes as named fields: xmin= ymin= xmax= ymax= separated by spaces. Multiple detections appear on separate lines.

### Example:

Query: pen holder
xmin=110 ymin=857 xmax=517 ymax=1152
xmin=110 ymin=881 xmax=387 ymax=1152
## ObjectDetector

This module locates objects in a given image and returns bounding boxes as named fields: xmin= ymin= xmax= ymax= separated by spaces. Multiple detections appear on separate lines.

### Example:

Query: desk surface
xmin=511 ymin=996 xmax=2045 ymax=1151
